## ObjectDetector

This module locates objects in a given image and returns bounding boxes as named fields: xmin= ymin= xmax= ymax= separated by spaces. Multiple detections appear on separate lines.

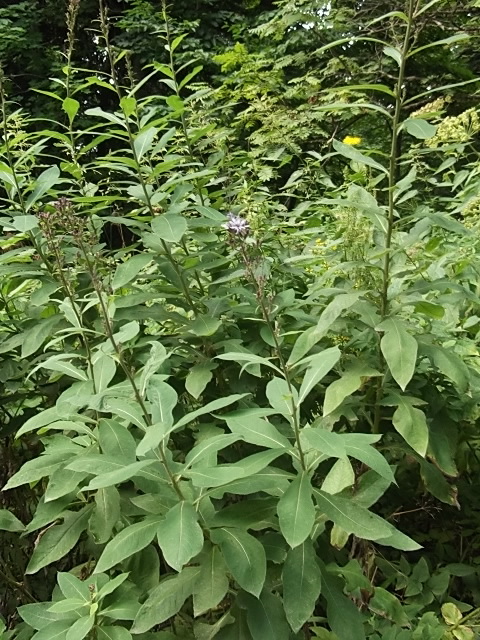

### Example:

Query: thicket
xmin=1 ymin=0 xmax=480 ymax=638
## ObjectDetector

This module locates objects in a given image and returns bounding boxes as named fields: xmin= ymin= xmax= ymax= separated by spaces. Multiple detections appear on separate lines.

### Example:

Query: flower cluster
xmin=425 ymin=108 xmax=480 ymax=148
xmin=223 ymin=213 xmax=250 ymax=237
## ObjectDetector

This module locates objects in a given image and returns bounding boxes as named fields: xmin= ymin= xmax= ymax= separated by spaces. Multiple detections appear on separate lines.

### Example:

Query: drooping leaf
xmin=131 ymin=567 xmax=199 ymax=634
xmin=282 ymin=541 xmax=322 ymax=632
xmin=94 ymin=517 xmax=161 ymax=573
xmin=193 ymin=543 xmax=230 ymax=617
xmin=26 ymin=507 xmax=93 ymax=574
xmin=157 ymin=502 xmax=204 ymax=572
xmin=379 ymin=318 xmax=417 ymax=391
xmin=210 ymin=528 xmax=266 ymax=597
xmin=151 ymin=214 xmax=187 ymax=244
xmin=277 ymin=472 xmax=315 ymax=548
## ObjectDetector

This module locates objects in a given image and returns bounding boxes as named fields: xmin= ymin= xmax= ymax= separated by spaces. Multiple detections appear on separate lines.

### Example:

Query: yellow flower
xmin=342 ymin=135 xmax=362 ymax=145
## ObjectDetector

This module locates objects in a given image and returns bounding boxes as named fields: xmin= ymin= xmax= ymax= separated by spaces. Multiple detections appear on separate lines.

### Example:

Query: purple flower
xmin=223 ymin=213 xmax=250 ymax=237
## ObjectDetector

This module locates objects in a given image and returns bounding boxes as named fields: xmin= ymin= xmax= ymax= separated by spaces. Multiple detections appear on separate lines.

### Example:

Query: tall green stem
xmin=373 ymin=0 xmax=415 ymax=433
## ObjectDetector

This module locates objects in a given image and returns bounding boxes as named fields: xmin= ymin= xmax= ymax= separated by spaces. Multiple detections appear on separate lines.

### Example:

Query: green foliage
xmin=1 ymin=1 xmax=480 ymax=639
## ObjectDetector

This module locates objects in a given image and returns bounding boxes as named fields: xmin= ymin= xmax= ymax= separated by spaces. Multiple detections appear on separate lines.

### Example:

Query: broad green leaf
xmin=369 ymin=588 xmax=409 ymax=626
xmin=39 ymin=356 xmax=88 ymax=382
xmin=133 ymin=127 xmax=158 ymax=160
xmin=314 ymin=491 xmax=392 ymax=540
xmin=322 ymin=458 xmax=355 ymax=494
xmin=282 ymin=541 xmax=322 ymax=632
xmin=57 ymin=572 xmax=90 ymax=602
xmin=333 ymin=140 xmax=387 ymax=174
xmin=298 ymin=347 xmax=341 ymax=404
xmin=187 ymin=315 xmax=221 ymax=337
xmin=186 ymin=362 xmax=215 ymax=399
xmin=89 ymin=486 xmax=121 ymax=544
xmin=10 ymin=215 xmax=39 ymax=232
xmin=131 ymin=567 xmax=199 ymax=633
xmin=0 ymin=509 xmax=25 ymax=532
xmin=97 ymin=627 xmax=132 ymax=640
xmin=210 ymin=498 xmax=277 ymax=530
xmin=241 ymin=591 xmax=290 ymax=640
xmin=301 ymin=428 xmax=347 ymax=459
xmin=210 ymin=528 xmax=266 ymax=597
xmin=48 ymin=599 xmax=87 ymax=613
xmin=62 ymin=97 xmax=80 ymax=122
xmin=147 ymin=378 xmax=178 ymax=428
xmin=45 ymin=467 xmax=87 ymax=502
xmin=103 ymin=398 xmax=147 ymax=430
xmin=225 ymin=415 xmax=290 ymax=449
xmin=21 ymin=315 xmax=63 ymax=358
xmin=193 ymin=544 xmax=229 ymax=616
xmin=92 ymin=353 xmax=116 ymax=393
xmin=83 ymin=460 xmax=155 ymax=490
xmin=18 ymin=603 xmax=71 ymax=630
xmin=383 ymin=45 xmax=402 ymax=66
xmin=391 ymin=397 xmax=429 ymax=456
xmin=151 ymin=214 xmax=187 ymax=243
xmin=96 ymin=573 xmax=130 ymax=601
xmin=99 ymin=419 xmax=136 ymax=463
xmin=30 ymin=620 xmax=73 ymax=640
xmin=277 ymin=472 xmax=315 ymax=548
xmin=66 ymin=614 xmax=94 ymax=640
xmin=94 ymin=517 xmax=161 ymax=573
xmin=216 ymin=352 xmax=282 ymax=375
xmin=320 ymin=566 xmax=366 ymax=640
xmin=324 ymin=365 xmax=380 ymax=416
xmin=26 ymin=507 xmax=92 ymax=574
xmin=343 ymin=434 xmax=395 ymax=483
xmin=3 ymin=452 xmax=71 ymax=490
xmin=120 ymin=95 xmax=137 ymax=116
xmin=184 ymin=433 xmax=241 ymax=469
xmin=25 ymin=166 xmax=61 ymax=210
xmin=379 ymin=318 xmax=417 ymax=390
xmin=422 ymin=344 xmax=469 ymax=393
xmin=265 ymin=377 xmax=298 ymax=420
xmin=157 ymin=502 xmax=204 ymax=571
xmin=112 ymin=254 xmax=152 ymax=290
xmin=402 ymin=118 xmax=437 ymax=139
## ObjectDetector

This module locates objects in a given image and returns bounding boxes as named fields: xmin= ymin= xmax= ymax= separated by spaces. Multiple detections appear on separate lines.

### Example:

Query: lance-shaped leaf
xmin=282 ymin=540 xmax=322 ymax=632
xmin=277 ymin=472 xmax=315 ymax=548
xmin=157 ymin=502 xmax=204 ymax=572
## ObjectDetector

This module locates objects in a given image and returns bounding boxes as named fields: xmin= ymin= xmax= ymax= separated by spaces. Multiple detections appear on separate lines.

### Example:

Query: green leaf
xmin=288 ymin=293 xmax=361 ymax=364
xmin=322 ymin=458 xmax=355 ymax=494
xmin=157 ymin=502 xmax=204 ymax=571
xmin=193 ymin=543 xmax=229 ymax=616
xmin=277 ymin=472 xmax=315 ymax=548
xmin=321 ymin=566 xmax=366 ymax=640
xmin=99 ymin=419 xmax=136 ymax=463
xmin=112 ymin=254 xmax=152 ymax=290
xmin=57 ymin=572 xmax=90 ymax=602
xmin=94 ymin=517 xmax=161 ymax=573
xmin=225 ymin=415 xmax=290 ymax=450
xmin=379 ymin=318 xmax=417 ymax=390
xmin=298 ymin=347 xmax=341 ymax=404
xmin=210 ymin=528 xmax=266 ymax=597
xmin=342 ymin=434 xmax=395 ymax=483
xmin=301 ymin=428 xmax=347 ymax=460
xmin=174 ymin=394 xmax=248 ymax=430
xmin=241 ymin=591 xmax=290 ymax=640
xmin=333 ymin=140 xmax=387 ymax=174
xmin=66 ymin=614 xmax=94 ymax=640
xmin=48 ymin=599 xmax=87 ymax=613
xmin=25 ymin=166 xmax=61 ymax=210
xmin=97 ymin=627 xmax=132 ymax=640
xmin=18 ymin=603 xmax=71 ymax=630
xmin=422 ymin=344 xmax=469 ymax=393
xmin=369 ymin=588 xmax=409 ymax=626
xmin=30 ymin=620 xmax=73 ymax=640
xmin=26 ymin=507 xmax=92 ymax=574
xmin=323 ymin=365 xmax=380 ymax=416
xmin=186 ymin=362 xmax=214 ymax=399
xmin=314 ymin=491 xmax=391 ymax=540
xmin=187 ymin=315 xmax=222 ymax=337
xmin=120 ymin=96 xmax=137 ymax=116
xmin=62 ymin=97 xmax=80 ymax=123
xmin=402 ymin=118 xmax=437 ymax=139
xmin=89 ymin=486 xmax=121 ymax=544
xmin=282 ymin=541 xmax=322 ymax=633
xmin=184 ymin=433 xmax=241 ymax=469
xmin=83 ymin=460 xmax=155 ymax=490
xmin=131 ymin=567 xmax=199 ymax=633
xmin=383 ymin=46 xmax=402 ymax=66
xmin=0 ymin=509 xmax=25 ymax=532
xmin=10 ymin=215 xmax=39 ymax=232
xmin=407 ymin=33 xmax=469 ymax=58
xmin=151 ymin=214 xmax=187 ymax=244
xmin=3 ymin=452 xmax=71 ymax=490
xmin=133 ymin=127 xmax=158 ymax=160
xmin=391 ymin=396 xmax=429 ymax=456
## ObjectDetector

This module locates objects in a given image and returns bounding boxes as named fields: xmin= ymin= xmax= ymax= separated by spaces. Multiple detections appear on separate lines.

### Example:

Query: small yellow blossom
xmin=342 ymin=135 xmax=362 ymax=145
